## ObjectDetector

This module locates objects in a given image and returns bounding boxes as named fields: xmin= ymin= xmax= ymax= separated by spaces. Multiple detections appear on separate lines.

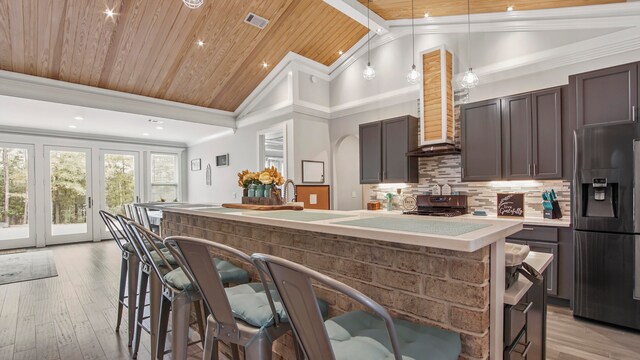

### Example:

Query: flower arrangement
xmin=237 ymin=166 xmax=285 ymax=188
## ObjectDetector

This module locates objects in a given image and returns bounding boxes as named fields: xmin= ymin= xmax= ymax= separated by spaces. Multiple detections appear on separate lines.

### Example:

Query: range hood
xmin=414 ymin=45 xmax=458 ymax=157
xmin=406 ymin=143 xmax=460 ymax=157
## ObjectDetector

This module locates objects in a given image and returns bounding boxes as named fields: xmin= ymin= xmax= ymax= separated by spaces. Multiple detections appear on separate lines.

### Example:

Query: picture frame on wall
xmin=216 ymin=153 xmax=229 ymax=167
xmin=301 ymin=160 xmax=324 ymax=183
xmin=191 ymin=158 xmax=202 ymax=171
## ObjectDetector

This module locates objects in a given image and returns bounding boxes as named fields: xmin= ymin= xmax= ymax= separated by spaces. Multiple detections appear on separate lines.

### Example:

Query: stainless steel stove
xmin=403 ymin=195 xmax=467 ymax=217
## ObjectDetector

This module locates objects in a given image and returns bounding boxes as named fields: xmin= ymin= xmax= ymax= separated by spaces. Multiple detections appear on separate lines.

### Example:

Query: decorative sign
xmin=497 ymin=193 xmax=525 ymax=217
xmin=403 ymin=196 xmax=417 ymax=212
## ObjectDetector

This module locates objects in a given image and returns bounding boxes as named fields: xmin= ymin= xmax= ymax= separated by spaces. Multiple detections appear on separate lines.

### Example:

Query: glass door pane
xmin=0 ymin=145 xmax=35 ymax=249
xmin=45 ymin=147 xmax=93 ymax=244
xmin=100 ymin=151 xmax=140 ymax=239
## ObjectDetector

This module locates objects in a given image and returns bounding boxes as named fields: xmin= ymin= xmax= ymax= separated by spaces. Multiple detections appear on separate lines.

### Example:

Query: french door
xmin=0 ymin=143 xmax=36 ymax=250
xmin=44 ymin=146 xmax=93 ymax=245
xmin=98 ymin=150 xmax=141 ymax=239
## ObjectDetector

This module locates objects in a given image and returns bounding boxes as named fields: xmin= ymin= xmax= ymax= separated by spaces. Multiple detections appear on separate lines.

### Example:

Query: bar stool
xmin=251 ymin=253 xmax=462 ymax=360
xmin=163 ymin=236 xmax=329 ymax=360
xmin=134 ymin=204 xmax=161 ymax=234
xmin=99 ymin=210 xmax=140 ymax=347
xmin=127 ymin=224 xmax=251 ymax=360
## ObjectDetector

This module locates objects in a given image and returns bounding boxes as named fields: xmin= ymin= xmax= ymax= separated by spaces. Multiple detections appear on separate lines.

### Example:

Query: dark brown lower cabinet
xmin=504 ymin=269 xmax=548 ymax=360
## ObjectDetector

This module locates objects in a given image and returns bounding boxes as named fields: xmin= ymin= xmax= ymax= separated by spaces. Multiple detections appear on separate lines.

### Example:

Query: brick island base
xmin=163 ymin=212 xmax=493 ymax=360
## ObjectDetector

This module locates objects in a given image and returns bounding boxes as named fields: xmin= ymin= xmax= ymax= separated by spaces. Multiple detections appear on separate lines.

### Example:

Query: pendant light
xmin=406 ymin=0 xmax=421 ymax=84
xmin=182 ymin=0 xmax=204 ymax=9
xmin=461 ymin=0 xmax=479 ymax=89
xmin=362 ymin=0 xmax=376 ymax=81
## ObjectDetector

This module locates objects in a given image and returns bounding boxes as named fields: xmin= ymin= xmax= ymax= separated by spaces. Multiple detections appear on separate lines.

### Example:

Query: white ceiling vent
xmin=244 ymin=12 xmax=269 ymax=29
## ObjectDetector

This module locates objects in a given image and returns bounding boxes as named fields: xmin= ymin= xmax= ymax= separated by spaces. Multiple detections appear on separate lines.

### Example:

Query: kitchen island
xmin=160 ymin=206 xmax=523 ymax=360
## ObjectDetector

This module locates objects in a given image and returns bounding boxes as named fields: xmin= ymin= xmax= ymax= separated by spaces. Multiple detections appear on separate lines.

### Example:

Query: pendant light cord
xmin=411 ymin=0 xmax=415 ymax=67
xmin=467 ymin=0 xmax=471 ymax=69
xmin=367 ymin=0 xmax=371 ymax=65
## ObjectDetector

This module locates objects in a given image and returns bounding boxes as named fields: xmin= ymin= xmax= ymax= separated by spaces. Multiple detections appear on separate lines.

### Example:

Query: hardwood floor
xmin=0 ymin=241 xmax=203 ymax=360
xmin=1 ymin=241 xmax=639 ymax=360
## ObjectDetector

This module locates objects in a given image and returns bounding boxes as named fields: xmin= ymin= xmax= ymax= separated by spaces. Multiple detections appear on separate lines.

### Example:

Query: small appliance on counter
xmin=542 ymin=189 xmax=562 ymax=219
xmin=505 ymin=243 xmax=543 ymax=289
xmin=402 ymin=195 xmax=467 ymax=217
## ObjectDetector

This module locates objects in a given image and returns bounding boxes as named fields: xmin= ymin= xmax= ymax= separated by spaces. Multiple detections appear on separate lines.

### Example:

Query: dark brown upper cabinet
xmin=462 ymin=87 xmax=564 ymax=182
xmin=359 ymin=116 xmax=419 ymax=184
xmin=502 ymin=94 xmax=533 ymax=180
xmin=571 ymin=62 xmax=639 ymax=128
xmin=461 ymin=99 xmax=502 ymax=181
xmin=359 ymin=121 xmax=383 ymax=184
xmin=532 ymin=88 xmax=563 ymax=179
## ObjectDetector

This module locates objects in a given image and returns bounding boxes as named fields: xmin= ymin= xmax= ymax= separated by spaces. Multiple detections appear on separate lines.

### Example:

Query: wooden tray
xmin=221 ymin=203 xmax=304 ymax=211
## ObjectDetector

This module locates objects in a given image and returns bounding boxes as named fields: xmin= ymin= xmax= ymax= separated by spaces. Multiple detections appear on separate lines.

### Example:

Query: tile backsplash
xmin=368 ymin=154 xmax=572 ymax=219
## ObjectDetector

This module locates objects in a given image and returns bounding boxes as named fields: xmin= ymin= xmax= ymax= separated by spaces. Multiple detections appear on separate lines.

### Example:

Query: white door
xmin=98 ymin=150 xmax=141 ymax=239
xmin=0 ymin=143 xmax=36 ymax=250
xmin=44 ymin=146 xmax=93 ymax=245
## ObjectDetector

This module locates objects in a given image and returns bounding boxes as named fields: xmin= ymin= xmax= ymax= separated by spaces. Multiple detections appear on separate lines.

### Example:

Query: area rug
xmin=0 ymin=250 xmax=58 ymax=285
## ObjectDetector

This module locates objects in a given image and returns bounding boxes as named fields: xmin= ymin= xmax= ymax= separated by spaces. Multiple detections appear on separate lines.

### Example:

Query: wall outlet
xmin=232 ymin=192 xmax=237 ymax=199
xmin=351 ymin=191 xmax=357 ymax=198
xmin=310 ymin=194 xmax=318 ymax=205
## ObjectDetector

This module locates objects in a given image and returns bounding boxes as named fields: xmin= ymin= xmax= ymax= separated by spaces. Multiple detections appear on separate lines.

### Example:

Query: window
xmin=150 ymin=153 xmax=179 ymax=202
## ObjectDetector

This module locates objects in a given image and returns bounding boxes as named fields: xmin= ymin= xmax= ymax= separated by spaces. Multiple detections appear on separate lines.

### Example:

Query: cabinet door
xmin=502 ymin=94 xmax=533 ymax=180
xmin=359 ymin=122 xmax=382 ymax=184
xmin=532 ymin=88 xmax=562 ymax=179
xmin=574 ymin=63 xmax=638 ymax=127
xmin=382 ymin=117 xmax=410 ymax=182
xmin=461 ymin=99 xmax=502 ymax=181
xmin=527 ymin=241 xmax=559 ymax=297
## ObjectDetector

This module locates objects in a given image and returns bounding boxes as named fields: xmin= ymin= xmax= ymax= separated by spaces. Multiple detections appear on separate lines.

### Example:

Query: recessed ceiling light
xmin=142 ymin=132 xmax=149 ymax=136
xmin=262 ymin=62 xmax=268 ymax=69
xmin=507 ymin=5 xmax=514 ymax=12
xmin=196 ymin=39 xmax=204 ymax=47
xmin=104 ymin=8 xmax=115 ymax=18
xmin=424 ymin=12 xmax=430 ymax=18
xmin=155 ymin=126 xmax=164 ymax=130
xmin=376 ymin=28 xmax=382 ymax=33
xmin=74 ymin=116 xmax=84 ymax=121
xmin=338 ymin=50 xmax=344 ymax=55
xmin=68 ymin=125 xmax=77 ymax=129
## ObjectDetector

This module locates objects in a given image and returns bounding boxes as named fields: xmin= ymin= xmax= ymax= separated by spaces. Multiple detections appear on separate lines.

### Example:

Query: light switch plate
xmin=310 ymin=194 xmax=318 ymax=205
xmin=351 ymin=191 xmax=357 ymax=198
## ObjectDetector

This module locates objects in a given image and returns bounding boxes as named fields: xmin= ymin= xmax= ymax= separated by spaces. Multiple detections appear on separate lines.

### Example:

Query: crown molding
xmin=0 ymin=125 xmax=187 ymax=148
xmin=0 ymin=70 xmax=236 ymax=129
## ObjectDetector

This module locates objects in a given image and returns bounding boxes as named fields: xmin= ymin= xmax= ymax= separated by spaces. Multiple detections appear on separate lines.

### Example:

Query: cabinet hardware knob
xmin=523 ymin=227 xmax=535 ymax=231
xmin=633 ymin=105 xmax=637 ymax=122
xmin=515 ymin=301 xmax=534 ymax=315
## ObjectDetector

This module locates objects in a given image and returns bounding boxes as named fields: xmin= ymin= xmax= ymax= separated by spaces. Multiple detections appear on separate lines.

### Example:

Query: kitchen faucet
xmin=282 ymin=179 xmax=297 ymax=203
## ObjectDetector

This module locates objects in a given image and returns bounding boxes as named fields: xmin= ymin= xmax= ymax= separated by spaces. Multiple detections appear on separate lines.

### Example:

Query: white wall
xmin=333 ymin=135 xmax=361 ymax=210
xmin=293 ymin=113 xmax=332 ymax=185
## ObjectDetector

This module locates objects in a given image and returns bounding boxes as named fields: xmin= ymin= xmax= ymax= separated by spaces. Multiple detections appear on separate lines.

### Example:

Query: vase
xmin=243 ymin=188 xmax=249 ymax=197
xmin=256 ymin=184 xmax=265 ymax=198
xmin=248 ymin=184 xmax=257 ymax=197
xmin=263 ymin=184 xmax=273 ymax=198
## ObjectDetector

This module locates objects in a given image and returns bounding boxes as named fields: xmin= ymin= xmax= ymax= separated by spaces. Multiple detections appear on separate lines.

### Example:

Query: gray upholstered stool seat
xmin=163 ymin=259 xmax=250 ymax=291
xmin=151 ymin=248 xmax=179 ymax=266
xmin=326 ymin=310 xmax=461 ymax=360
xmin=225 ymin=283 xmax=329 ymax=327
xmin=123 ymin=240 xmax=165 ymax=252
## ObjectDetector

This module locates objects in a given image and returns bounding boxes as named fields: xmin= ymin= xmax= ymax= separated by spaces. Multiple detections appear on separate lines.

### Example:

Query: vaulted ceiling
xmin=360 ymin=0 xmax=625 ymax=20
xmin=0 ymin=0 xmax=367 ymax=112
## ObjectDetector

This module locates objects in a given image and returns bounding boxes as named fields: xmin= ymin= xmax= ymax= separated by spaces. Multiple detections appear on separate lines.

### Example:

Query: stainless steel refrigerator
xmin=574 ymin=123 xmax=640 ymax=330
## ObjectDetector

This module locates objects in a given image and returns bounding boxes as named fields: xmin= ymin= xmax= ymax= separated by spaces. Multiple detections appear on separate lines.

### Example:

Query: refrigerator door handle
xmin=635 ymin=235 xmax=640 ymax=300
xmin=635 ymin=141 xmax=640 ymax=234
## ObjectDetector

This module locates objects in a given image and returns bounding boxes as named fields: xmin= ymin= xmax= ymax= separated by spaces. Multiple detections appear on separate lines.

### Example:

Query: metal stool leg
xmin=116 ymin=255 xmax=128 ymax=332
xmin=156 ymin=293 xmax=171 ymax=359
xmin=127 ymin=255 xmax=140 ymax=347
xmin=132 ymin=270 xmax=149 ymax=358
xmin=244 ymin=336 xmax=272 ymax=360
xmin=150 ymin=273 xmax=162 ymax=360
xmin=203 ymin=324 xmax=219 ymax=360
xmin=170 ymin=293 xmax=191 ymax=360
xmin=194 ymin=300 xmax=206 ymax=342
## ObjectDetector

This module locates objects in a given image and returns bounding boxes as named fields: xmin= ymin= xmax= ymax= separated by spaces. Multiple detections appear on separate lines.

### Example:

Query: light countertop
xmin=161 ymin=206 xmax=523 ymax=253
xmin=353 ymin=210 xmax=571 ymax=228
xmin=503 ymin=251 xmax=554 ymax=305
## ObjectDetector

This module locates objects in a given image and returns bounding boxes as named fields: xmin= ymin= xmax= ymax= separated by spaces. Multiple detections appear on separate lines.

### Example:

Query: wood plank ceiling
xmin=0 ymin=0 xmax=367 ymax=112
xmin=360 ymin=0 xmax=625 ymax=20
